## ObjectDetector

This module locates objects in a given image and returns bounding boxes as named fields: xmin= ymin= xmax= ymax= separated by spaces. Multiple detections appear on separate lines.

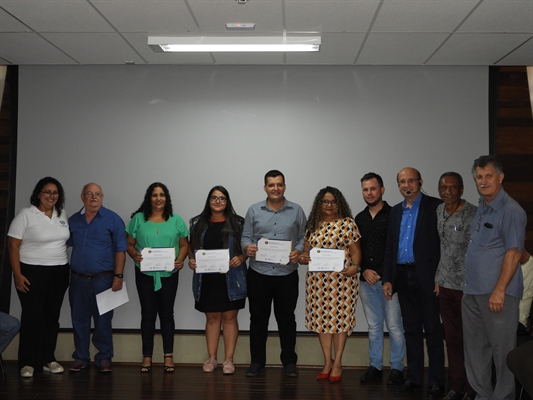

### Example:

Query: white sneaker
xmin=20 ymin=365 xmax=34 ymax=378
xmin=43 ymin=361 xmax=64 ymax=374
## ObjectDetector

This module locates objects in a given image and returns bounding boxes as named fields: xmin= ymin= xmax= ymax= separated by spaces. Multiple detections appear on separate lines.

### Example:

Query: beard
xmin=364 ymin=198 xmax=382 ymax=207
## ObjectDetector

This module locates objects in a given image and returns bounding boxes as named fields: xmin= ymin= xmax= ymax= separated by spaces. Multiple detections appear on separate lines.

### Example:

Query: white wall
xmin=11 ymin=65 xmax=488 ymax=332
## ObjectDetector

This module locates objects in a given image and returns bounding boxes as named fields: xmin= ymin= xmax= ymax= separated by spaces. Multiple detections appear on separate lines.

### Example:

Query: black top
xmin=354 ymin=201 xmax=391 ymax=282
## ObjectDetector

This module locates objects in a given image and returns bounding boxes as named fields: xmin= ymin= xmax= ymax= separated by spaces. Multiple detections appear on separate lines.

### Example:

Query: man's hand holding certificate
xmin=308 ymin=247 xmax=345 ymax=272
xmin=195 ymin=249 xmax=230 ymax=274
xmin=140 ymin=247 xmax=175 ymax=272
xmin=255 ymin=238 xmax=292 ymax=265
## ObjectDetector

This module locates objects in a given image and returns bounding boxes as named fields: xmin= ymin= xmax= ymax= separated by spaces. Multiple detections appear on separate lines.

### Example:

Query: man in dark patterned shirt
xmin=355 ymin=172 xmax=405 ymax=386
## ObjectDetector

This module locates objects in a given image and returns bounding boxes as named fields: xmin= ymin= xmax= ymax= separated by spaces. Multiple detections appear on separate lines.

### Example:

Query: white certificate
xmin=195 ymin=249 xmax=230 ymax=274
xmin=308 ymin=248 xmax=345 ymax=272
xmin=140 ymin=247 xmax=175 ymax=272
xmin=255 ymin=238 xmax=292 ymax=265
xmin=96 ymin=282 xmax=130 ymax=316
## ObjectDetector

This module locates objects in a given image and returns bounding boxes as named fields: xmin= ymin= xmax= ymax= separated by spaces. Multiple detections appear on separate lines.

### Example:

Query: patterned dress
xmin=305 ymin=217 xmax=361 ymax=335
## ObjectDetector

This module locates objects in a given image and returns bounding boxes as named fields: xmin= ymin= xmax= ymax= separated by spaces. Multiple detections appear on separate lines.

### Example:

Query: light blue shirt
xmin=241 ymin=198 xmax=306 ymax=276
xmin=397 ymin=193 xmax=421 ymax=264
xmin=464 ymin=189 xmax=526 ymax=298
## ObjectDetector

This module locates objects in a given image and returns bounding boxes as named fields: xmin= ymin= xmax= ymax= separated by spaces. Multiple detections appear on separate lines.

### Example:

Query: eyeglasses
xmin=210 ymin=196 xmax=227 ymax=203
xmin=41 ymin=191 xmax=59 ymax=197
xmin=398 ymin=178 xmax=419 ymax=185
xmin=321 ymin=200 xmax=337 ymax=206
xmin=83 ymin=192 xmax=103 ymax=198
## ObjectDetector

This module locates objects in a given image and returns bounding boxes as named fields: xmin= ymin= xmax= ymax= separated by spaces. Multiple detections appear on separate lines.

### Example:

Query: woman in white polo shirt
xmin=7 ymin=177 xmax=70 ymax=378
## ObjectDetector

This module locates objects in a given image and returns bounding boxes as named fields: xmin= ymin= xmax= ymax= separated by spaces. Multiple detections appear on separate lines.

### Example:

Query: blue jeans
xmin=359 ymin=280 xmax=405 ymax=371
xmin=69 ymin=272 xmax=115 ymax=367
xmin=0 ymin=312 xmax=20 ymax=354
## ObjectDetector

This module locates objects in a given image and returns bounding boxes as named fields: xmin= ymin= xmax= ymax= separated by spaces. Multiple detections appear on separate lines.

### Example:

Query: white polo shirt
xmin=8 ymin=205 xmax=69 ymax=265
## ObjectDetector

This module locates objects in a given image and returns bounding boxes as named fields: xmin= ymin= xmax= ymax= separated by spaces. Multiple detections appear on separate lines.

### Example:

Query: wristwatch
xmin=114 ymin=273 xmax=124 ymax=279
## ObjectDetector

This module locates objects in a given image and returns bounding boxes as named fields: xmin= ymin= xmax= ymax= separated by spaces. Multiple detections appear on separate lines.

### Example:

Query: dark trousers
xmin=16 ymin=263 xmax=70 ymax=368
xmin=247 ymin=268 xmax=299 ymax=367
xmin=439 ymin=286 xmax=473 ymax=395
xmin=507 ymin=339 xmax=533 ymax=400
xmin=135 ymin=267 xmax=179 ymax=356
xmin=396 ymin=266 xmax=445 ymax=386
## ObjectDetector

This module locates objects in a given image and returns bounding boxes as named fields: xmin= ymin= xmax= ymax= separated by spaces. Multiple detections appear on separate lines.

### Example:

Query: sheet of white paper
xmin=140 ymin=247 xmax=175 ymax=272
xmin=255 ymin=238 xmax=291 ymax=265
xmin=308 ymin=247 xmax=345 ymax=272
xmin=195 ymin=249 xmax=230 ymax=274
xmin=96 ymin=281 xmax=130 ymax=315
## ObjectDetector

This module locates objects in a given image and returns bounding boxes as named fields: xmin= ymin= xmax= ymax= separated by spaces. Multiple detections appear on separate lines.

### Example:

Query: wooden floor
xmin=0 ymin=362 xmax=437 ymax=400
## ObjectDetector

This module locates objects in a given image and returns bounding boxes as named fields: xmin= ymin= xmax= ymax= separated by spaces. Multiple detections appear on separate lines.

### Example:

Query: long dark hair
xmin=189 ymin=185 xmax=244 ymax=254
xmin=30 ymin=177 xmax=65 ymax=217
xmin=130 ymin=182 xmax=173 ymax=221
xmin=304 ymin=186 xmax=352 ymax=241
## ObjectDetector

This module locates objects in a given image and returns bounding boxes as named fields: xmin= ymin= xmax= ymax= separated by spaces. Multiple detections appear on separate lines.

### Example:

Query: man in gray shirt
xmin=434 ymin=172 xmax=476 ymax=400
xmin=463 ymin=155 xmax=526 ymax=400
xmin=241 ymin=170 xmax=306 ymax=378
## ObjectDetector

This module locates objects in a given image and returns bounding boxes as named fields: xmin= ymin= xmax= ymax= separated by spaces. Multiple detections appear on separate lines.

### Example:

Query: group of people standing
xmin=2 ymin=155 xmax=530 ymax=400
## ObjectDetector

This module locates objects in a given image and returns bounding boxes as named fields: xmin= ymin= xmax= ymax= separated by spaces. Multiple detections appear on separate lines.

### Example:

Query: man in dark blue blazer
xmin=382 ymin=167 xmax=445 ymax=399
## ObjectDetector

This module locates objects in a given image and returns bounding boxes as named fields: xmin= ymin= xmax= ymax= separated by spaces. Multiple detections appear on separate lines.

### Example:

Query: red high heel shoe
xmin=329 ymin=366 xmax=342 ymax=382
xmin=316 ymin=370 xmax=331 ymax=380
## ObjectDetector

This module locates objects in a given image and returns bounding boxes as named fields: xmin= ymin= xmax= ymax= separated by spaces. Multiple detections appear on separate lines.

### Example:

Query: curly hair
xmin=30 ymin=177 xmax=65 ymax=217
xmin=130 ymin=182 xmax=173 ymax=221
xmin=189 ymin=185 xmax=244 ymax=254
xmin=304 ymin=186 xmax=352 ymax=240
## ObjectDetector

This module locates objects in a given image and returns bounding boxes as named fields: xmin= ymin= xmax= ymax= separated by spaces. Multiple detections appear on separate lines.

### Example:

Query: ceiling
xmin=0 ymin=0 xmax=532 ymax=66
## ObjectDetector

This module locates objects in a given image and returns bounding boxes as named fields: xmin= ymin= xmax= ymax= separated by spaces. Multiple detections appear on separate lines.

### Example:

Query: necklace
xmin=209 ymin=216 xmax=226 ymax=223
xmin=441 ymin=201 xmax=462 ymax=237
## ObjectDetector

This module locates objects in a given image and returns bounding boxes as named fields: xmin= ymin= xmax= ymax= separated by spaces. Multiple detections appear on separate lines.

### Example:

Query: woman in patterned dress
xmin=298 ymin=187 xmax=361 ymax=382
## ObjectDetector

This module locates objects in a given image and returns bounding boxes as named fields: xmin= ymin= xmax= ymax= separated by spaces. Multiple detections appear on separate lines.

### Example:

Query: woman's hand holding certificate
xmin=195 ymin=249 xmax=230 ymax=273
xmin=140 ymin=247 xmax=175 ymax=272
xmin=308 ymin=248 xmax=345 ymax=272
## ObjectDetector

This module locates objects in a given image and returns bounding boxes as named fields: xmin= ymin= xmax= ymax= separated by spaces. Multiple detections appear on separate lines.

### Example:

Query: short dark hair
xmin=472 ymin=155 xmax=503 ymax=176
xmin=439 ymin=172 xmax=464 ymax=187
xmin=361 ymin=172 xmax=383 ymax=187
xmin=30 ymin=177 xmax=65 ymax=217
xmin=264 ymin=170 xmax=285 ymax=185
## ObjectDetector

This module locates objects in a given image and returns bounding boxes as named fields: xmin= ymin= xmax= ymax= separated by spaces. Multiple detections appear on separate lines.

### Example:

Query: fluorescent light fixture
xmin=148 ymin=36 xmax=320 ymax=52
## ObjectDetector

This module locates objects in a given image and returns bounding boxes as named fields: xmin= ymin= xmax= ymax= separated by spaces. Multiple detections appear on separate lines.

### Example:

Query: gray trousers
xmin=462 ymin=293 xmax=519 ymax=400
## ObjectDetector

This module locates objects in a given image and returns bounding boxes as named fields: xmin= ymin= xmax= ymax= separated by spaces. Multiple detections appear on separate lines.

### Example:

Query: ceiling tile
xmin=458 ymin=0 xmax=533 ymax=33
xmin=0 ymin=0 xmax=114 ymax=32
xmin=427 ymin=33 xmax=533 ymax=65
xmin=496 ymin=37 xmax=533 ymax=65
xmin=189 ymin=0 xmax=283 ymax=33
xmin=91 ymin=1 xmax=199 ymax=33
xmin=0 ymin=32 xmax=78 ymax=64
xmin=357 ymin=32 xmax=448 ymax=64
xmin=0 ymin=8 xmax=31 ymax=32
xmin=285 ymin=0 xmax=380 ymax=32
xmin=287 ymin=33 xmax=366 ymax=64
xmin=42 ymin=32 xmax=146 ymax=64
xmin=373 ymin=0 xmax=479 ymax=32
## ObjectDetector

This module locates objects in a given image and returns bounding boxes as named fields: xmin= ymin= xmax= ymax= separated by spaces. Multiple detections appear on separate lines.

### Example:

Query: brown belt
xmin=71 ymin=270 xmax=114 ymax=279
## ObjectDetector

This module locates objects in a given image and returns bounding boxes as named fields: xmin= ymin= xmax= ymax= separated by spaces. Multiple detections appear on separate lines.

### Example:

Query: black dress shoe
xmin=359 ymin=366 xmax=382 ymax=383
xmin=245 ymin=363 xmax=265 ymax=377
xmin=283 ymin=364 xmax=299 ymax=377
xmin=394 ymin=380 xmax=423 ymax=393
xmin=387 ymin=369 xmax=404 ymax=385
xmin=443 ymin=390 xmax=463 ymax=400
xmin=427 ymin=384 xmax=445 ymax=399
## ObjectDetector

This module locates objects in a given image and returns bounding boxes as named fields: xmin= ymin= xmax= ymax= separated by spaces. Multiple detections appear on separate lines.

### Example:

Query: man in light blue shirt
xmin=463 ymin=155 xmax=526 ymax=400
xmin=241 ymin=170 xmax=306 ymax=378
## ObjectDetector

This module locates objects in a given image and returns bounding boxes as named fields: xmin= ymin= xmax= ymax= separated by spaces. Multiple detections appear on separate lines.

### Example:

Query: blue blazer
xmin=382 ymin=193 xmax=442 ymax=296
